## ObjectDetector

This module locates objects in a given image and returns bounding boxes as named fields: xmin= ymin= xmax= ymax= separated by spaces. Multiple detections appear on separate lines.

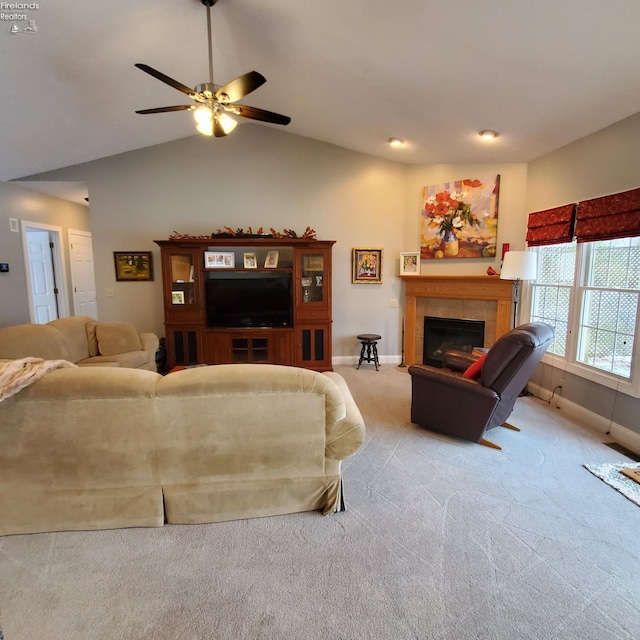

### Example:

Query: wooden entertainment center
xmin=154 ymin=237 xmax=335 ymax=371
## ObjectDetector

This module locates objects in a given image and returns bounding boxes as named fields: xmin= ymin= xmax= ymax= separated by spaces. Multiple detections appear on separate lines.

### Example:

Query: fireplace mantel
xmin=399 ymin=275 xmax=514 ymax=367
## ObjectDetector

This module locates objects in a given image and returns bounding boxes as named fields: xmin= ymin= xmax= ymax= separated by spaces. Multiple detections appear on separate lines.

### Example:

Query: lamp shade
xmin=500 ymin=251 xmax=537 ymax=281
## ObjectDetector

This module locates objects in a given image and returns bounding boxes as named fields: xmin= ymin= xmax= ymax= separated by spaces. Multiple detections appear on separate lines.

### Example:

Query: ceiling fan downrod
xmin=203 ymin=0 xmax=216 ymax=86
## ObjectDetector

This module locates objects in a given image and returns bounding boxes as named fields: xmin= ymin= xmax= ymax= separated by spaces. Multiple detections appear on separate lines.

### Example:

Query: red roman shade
xmin=526 ymin=204 xmax=576 ymax=246
xmin=575 ymin=187 xmax=640 ymax=243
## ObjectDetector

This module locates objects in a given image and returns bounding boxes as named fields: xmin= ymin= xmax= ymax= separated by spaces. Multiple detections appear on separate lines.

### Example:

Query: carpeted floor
xmin=1 ymin=364 xmax=639 ymax=639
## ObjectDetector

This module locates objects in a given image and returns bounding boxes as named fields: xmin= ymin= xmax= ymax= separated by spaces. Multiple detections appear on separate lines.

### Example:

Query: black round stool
xmin=356 ymin=334 xmax=381 ymax=370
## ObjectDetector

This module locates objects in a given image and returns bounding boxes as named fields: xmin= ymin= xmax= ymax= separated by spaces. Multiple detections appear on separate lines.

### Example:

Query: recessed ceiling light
xmin=479 ymin=130 xmax=499 ymax=140
xmin=388 ymin=137 xmax=405 ymax=147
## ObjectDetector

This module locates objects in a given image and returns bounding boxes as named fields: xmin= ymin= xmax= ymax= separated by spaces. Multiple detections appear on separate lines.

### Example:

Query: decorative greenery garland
xmin=169 ymin=227 xmax=317 ymax=240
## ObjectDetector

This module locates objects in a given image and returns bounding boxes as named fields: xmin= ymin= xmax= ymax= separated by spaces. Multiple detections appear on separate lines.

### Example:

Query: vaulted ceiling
xmin=3 ymin=0 xmax=640 ymax=188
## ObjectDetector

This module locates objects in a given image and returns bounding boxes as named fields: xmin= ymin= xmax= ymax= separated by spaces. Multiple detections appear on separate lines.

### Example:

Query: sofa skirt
xmin=162 ymin=473 xmax=344 ymax=525
xmin=0 ymin=486 xmax=164 ymax=536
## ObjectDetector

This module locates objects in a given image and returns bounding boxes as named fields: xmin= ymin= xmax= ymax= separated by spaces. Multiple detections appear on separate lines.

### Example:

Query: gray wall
xmin=526 ymin=111 xmax=640 ymax=434
xmin=7 ymin=116 xmax=636 ymax=433
xmin=18 ymin=123 xmax=529 ymax=357
xmin=0 ymin=182 xmax=90 ymax=327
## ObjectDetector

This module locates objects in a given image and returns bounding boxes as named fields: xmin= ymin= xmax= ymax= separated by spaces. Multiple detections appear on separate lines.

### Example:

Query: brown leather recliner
xmin=408 ymin=322 xmax=554 ymax=449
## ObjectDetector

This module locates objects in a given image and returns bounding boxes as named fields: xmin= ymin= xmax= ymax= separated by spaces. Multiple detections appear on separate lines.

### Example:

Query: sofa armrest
xmin=140 ymin=332 xmax=160 ymax=360
xmin=323 ymin=372 xmax=366 ymax=460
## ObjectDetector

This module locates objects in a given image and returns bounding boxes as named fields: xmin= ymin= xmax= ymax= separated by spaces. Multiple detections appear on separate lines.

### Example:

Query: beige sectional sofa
xmin=0 ymin=363 xmax=365 ymax=536
xmin=0 ymin=315 xmax=159 ymax=370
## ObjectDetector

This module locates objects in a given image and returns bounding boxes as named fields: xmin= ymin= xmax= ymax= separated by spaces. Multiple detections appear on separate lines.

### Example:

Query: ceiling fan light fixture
xmin=217 ymin=112 xmax=237 ymax=134
xmin=194 ymin=106 xmax=214 ymax=136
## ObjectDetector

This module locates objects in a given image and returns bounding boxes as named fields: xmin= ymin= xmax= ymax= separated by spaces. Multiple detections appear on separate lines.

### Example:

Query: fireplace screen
xmin=423 ymin=316 xmax=485 ymax=367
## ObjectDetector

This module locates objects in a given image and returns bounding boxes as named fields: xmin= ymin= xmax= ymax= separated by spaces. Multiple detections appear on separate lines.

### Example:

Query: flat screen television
xmin=205 ymin=272 xmax=293 ymax=328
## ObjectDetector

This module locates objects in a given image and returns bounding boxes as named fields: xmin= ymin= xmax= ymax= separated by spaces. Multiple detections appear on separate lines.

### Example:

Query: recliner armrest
xmin=442 ymin=350 xmax=479 ymax=372
xmin=408 ymin=364 xmax=498 ymax=400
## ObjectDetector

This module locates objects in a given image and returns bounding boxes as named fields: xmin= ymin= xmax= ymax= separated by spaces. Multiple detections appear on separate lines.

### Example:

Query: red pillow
xmin=462 ymin=352 xmax=488 ymax=379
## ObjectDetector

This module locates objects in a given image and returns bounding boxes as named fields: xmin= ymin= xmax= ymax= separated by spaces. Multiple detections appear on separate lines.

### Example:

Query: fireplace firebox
xmin=423 ymin=316 xmax=485 ymax=367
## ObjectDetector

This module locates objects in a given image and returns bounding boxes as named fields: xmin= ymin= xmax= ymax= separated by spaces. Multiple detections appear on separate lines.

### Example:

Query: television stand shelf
xmin=154 ymin=237 xmax=335 ymax=371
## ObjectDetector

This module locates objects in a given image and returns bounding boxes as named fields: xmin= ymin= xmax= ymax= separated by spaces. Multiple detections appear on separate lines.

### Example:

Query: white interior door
xmin=21 ymin=221 xmax=70 ymax=324
xmin=68 ymin=229 xmax=98 ymax=319
xmin=25 ymin=229 xmax=59 ymax=323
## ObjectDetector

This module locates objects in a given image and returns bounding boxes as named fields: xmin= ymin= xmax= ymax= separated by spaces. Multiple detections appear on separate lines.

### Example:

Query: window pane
xmin=578 ymin=288 xmax=638 ymax=379
xmin=531 ymin=243 xmax=577 ymax=358
xmin=557 ymin=288 xmax=571 ymax=317
xmin=618 ymin=293 xmax=638 ymax=334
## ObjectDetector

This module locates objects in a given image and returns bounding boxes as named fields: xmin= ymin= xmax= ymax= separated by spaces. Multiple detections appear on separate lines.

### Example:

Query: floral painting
xmin=420 ymin=175 xmax=500 ymax=259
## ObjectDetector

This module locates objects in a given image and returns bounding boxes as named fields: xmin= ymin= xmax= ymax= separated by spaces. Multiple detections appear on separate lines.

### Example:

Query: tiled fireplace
xmin=399 ymin=275 xmax=514 ymax=367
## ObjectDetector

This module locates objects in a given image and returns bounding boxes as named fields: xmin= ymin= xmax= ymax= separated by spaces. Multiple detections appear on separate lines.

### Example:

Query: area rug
xmin=583 ymin=462 xmax=640 ymax=507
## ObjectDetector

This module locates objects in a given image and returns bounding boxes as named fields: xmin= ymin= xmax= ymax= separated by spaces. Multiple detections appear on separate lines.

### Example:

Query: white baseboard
xmin=527 ymin=382 xmax=640 ymax=456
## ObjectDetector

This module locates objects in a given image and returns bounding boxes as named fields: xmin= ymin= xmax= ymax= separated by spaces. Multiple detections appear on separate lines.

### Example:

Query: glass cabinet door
xmin=170 ymin=253 xmax=197 ymax=306
xmin=300 ymin=254 xmax=325 ymax=304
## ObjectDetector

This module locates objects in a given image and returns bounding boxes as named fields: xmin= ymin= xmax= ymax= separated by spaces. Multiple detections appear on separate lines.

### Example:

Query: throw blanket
xmin=0 ymin=357 xmax=77 ymax=403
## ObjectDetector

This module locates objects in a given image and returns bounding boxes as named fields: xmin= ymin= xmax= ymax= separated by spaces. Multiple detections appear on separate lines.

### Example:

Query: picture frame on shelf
xmin=303 ymin=255 xmax=323 ymax=271
xmin=352 ymin=248 xmax=383 ymax=284
xmin=113 ymin=251 xmax=154 ymax=282
xmin=264 ymin=250 xmax=279 ymax=268
xmin=244 ymin=252 xmax=257 ymax=268
xmin=400 ymin=252 xmax=420 ymax=275
xmin=204 ymin=251 xmax=235 ymax=269
xmin=171 ymin=290 xmax=185 ymax=305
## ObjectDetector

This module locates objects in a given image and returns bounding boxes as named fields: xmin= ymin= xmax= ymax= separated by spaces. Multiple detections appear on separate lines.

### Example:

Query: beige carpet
xmin=1 ymin=364 xmax=639 ymax=640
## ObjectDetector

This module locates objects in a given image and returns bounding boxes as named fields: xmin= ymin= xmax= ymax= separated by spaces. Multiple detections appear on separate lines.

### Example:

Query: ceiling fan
xmin=134 ymin=0 xmax=291 ymax=137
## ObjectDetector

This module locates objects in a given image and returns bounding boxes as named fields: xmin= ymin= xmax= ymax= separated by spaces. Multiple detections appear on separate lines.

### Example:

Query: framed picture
xmin=204 ymin=251 xmax=235 ymax=269
xmin=171 ymin=290 xmax=185 ymax=305
xmin=113 ymin=251 xmax=154 ymax=281
xmin=264 ymin=250 xmax=279 ymax=268
xmin=303 ymin=255 xmax=323 ymax=271
xmin=400 ymin=252 xmax=420 ymax=275
xmin=352 ymin=248 xmax=383 ymax=284
xmin=244 ymin=252 xmax=257 ymax=268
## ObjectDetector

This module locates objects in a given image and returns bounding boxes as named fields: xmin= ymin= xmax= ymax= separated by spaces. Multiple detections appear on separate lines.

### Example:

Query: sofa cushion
xmin=78 ymin=351 xmax=148 ymax=369
xmin=48 ymin=316 xmax=93 ymax=363
xmin=97 ymin=322 xmax=143 ymax=356
xmin=86 ymin=322 xmax=99 ymax=357
xmin=0 ymin=324 xmax=72 ymax=361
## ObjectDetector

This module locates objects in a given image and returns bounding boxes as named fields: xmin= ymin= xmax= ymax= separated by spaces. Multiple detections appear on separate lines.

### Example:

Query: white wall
xmin=0 ymin=182 xmax=90 ymax=327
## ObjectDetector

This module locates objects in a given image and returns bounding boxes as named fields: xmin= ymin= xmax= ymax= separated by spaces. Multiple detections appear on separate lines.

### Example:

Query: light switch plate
xmin=9 ymin=218 xmax=19 ymax=232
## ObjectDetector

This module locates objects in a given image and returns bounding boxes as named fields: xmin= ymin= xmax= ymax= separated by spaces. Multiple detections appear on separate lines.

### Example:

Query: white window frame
xmin=526 ymin=240 xmax=640 ymax=398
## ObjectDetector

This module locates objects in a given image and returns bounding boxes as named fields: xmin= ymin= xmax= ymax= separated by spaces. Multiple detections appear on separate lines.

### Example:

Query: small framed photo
xmin=171 ymin=290 xmax=185 ymax=305
xmin=244 ymin=252 xmax=257 ymax=268
xmin=113 ymin=251 xmax=154 ymax=281
xmin=352 ymin=248 xmax=383 ymax=284
xmin=400 ymin=252 xmax=420 ymax=275
xmin=205 ymin=251 xmax=235 ymax=269
xmin=264 ymin=250 xmax=279 ymax=268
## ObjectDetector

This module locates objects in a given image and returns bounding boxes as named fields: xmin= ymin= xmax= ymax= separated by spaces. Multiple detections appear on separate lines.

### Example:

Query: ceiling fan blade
xmin=215 ymin=71 xmax=266 ymax=103
xmin=135 ymin=105 xmax=194 ymax=115
xmin=135 ymin=63 xmax=198 ymax=99
xmin=232 ymin=104 xmax=291 ymax=126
